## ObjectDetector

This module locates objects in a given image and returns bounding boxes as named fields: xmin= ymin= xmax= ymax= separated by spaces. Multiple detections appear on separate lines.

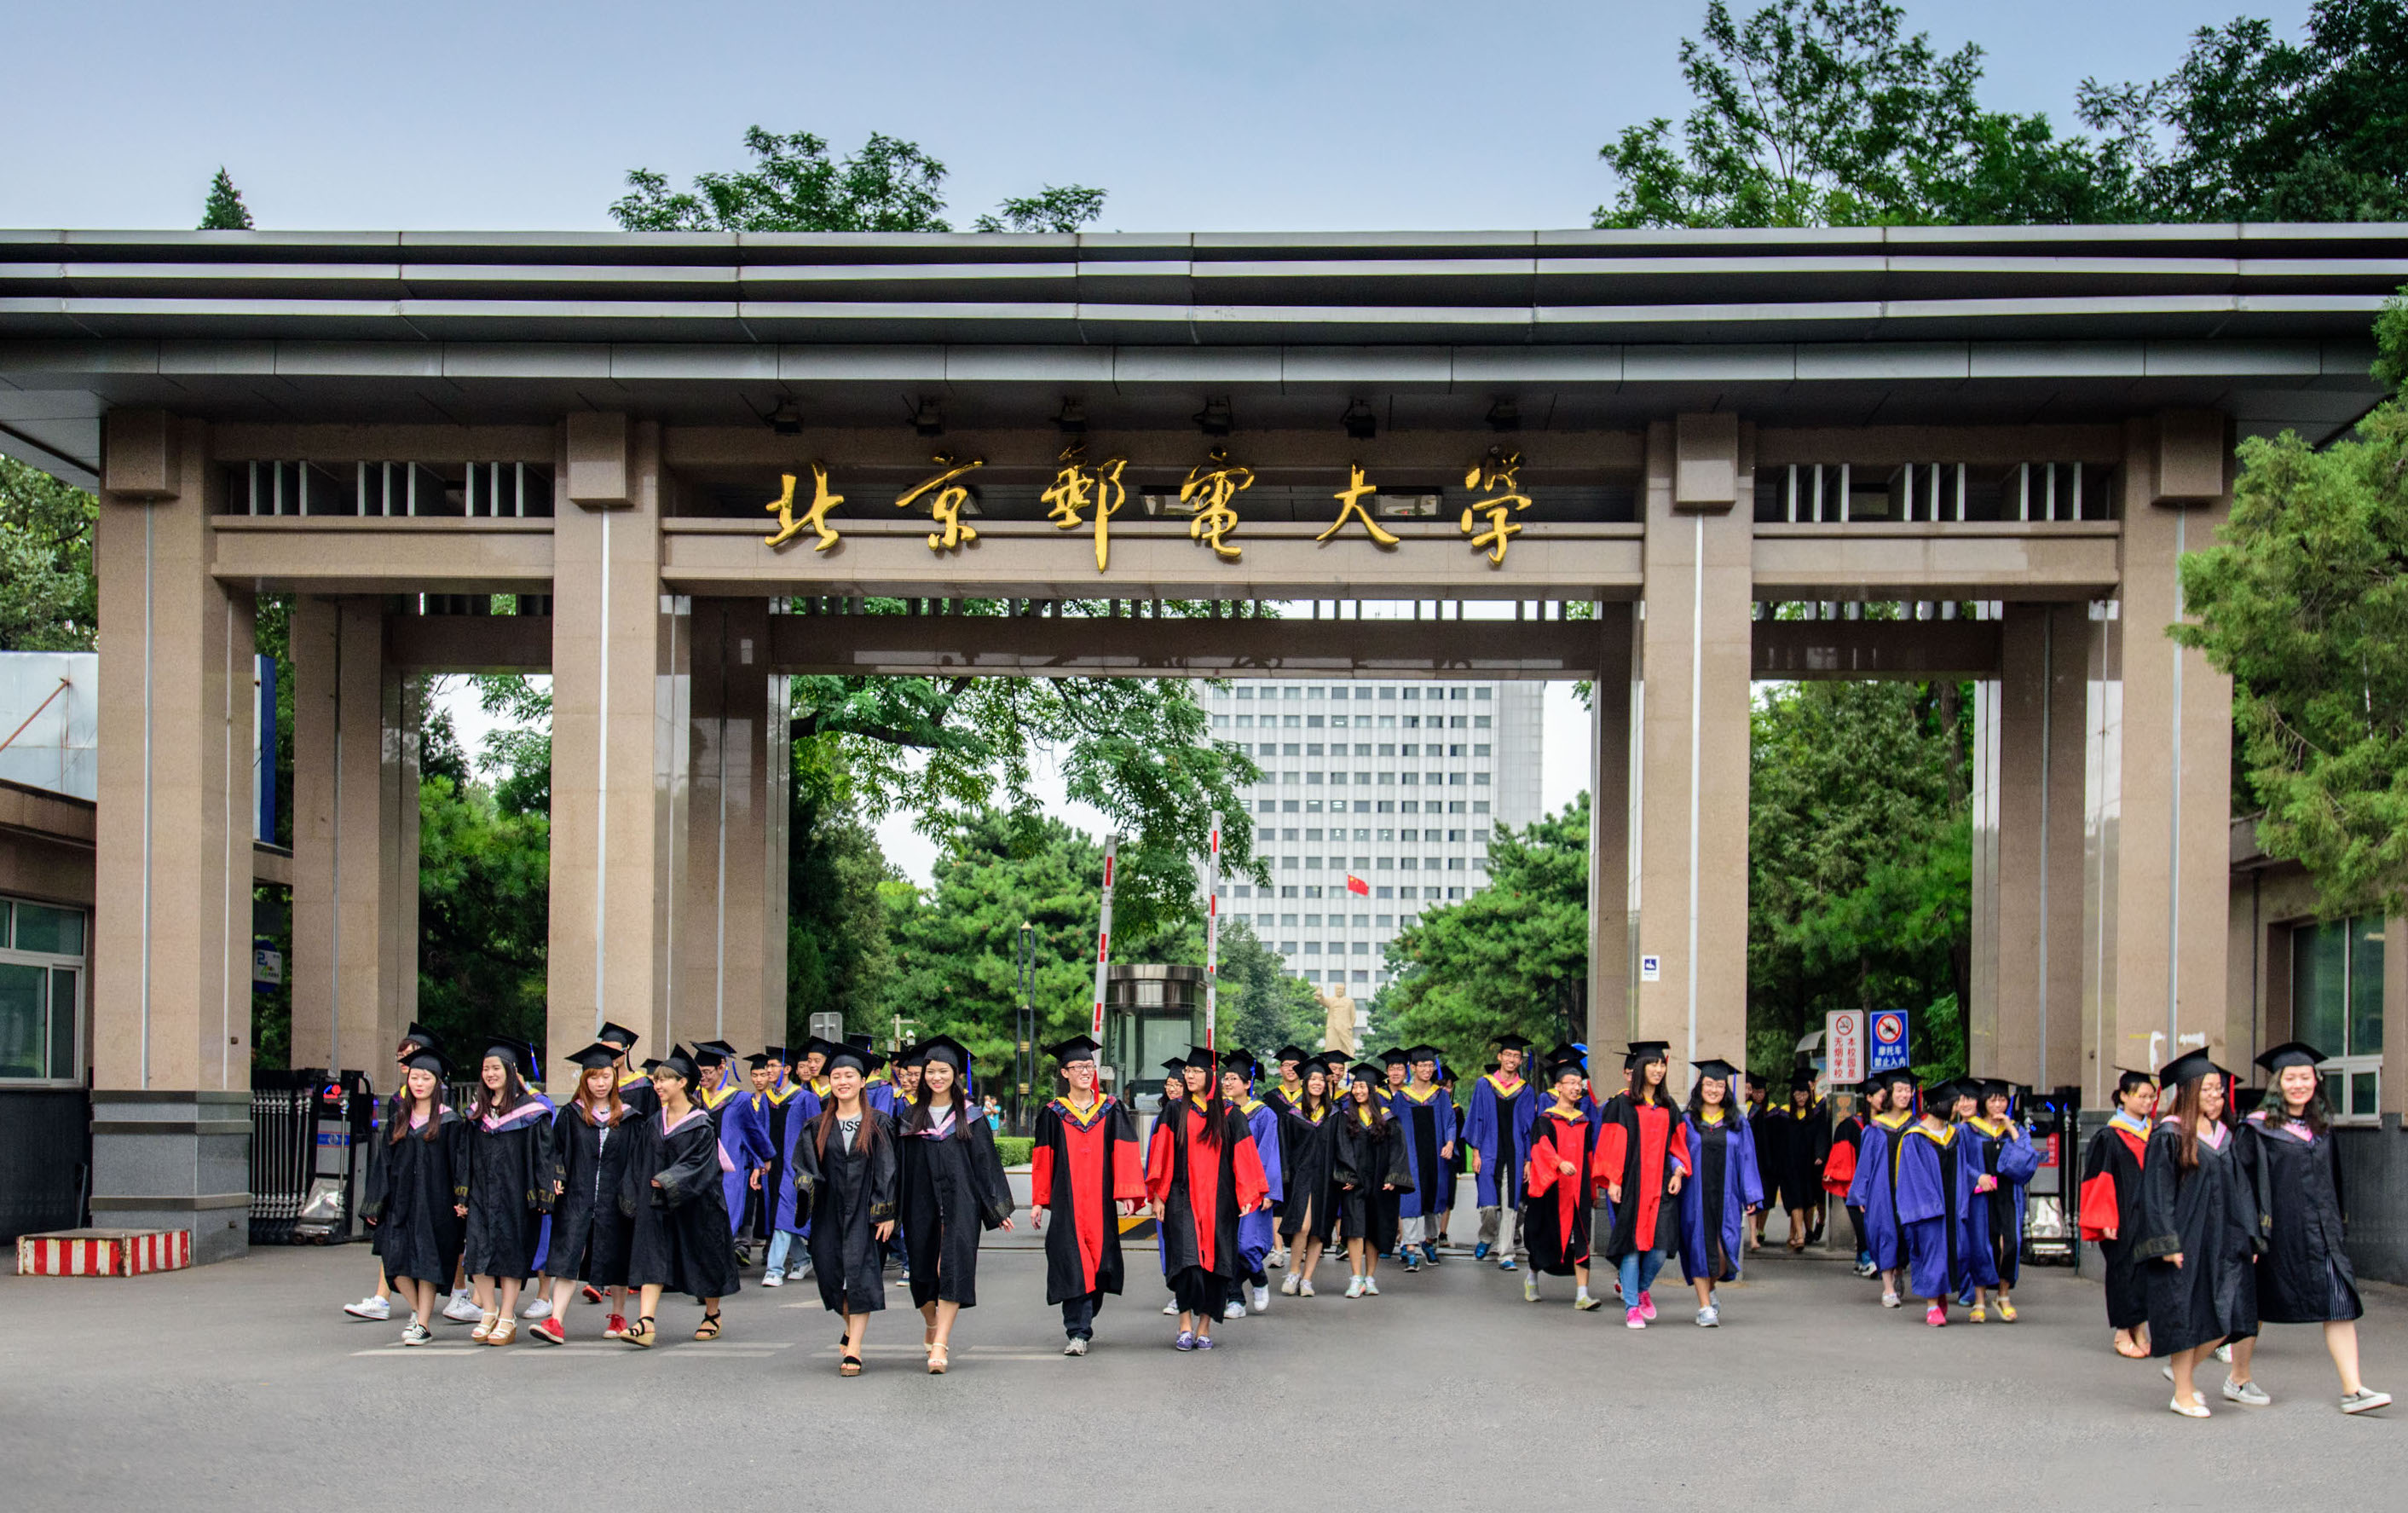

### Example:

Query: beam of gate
xmin=1751 ymin=618 xmax=2002 ymax=680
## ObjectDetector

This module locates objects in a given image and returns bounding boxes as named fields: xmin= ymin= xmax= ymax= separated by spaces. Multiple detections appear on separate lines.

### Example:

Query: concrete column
xmin=290 ymin=598 xmax=412 ymax=1074
xmin=90 ymin=412 xmax=256 ymax=1262
xmin=1981 ymin=603 xmax=2089 ymax=1089
xmin=547 ymin=417 xmax=676 ymax=1065
xmin=1585 ymin=602 xmax=1635 ymax=1048
xmin=681 ymin=598 xmax=788 ymax=1052
xmin=2093 ymin=414 xmax=2234 ymax=1097
xmin=1633 ymin=417 xmax=1755 ymax=1077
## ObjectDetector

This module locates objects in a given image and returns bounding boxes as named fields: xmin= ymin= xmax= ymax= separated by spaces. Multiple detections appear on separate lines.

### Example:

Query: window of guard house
xmin=2290 ymin=915 xmax=2386 ymax=1122
xmin=1135 ymin=979 xmax=1165 ymax=1008
xmin=0 ymin=898 xmax=86 ymax=1083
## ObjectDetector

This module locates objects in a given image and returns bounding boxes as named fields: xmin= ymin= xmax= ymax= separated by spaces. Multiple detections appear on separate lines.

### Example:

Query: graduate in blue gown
xmin=1224 ymin=1054 xmax=1284 ymax=1318
xmin=1961 ymin=1079 xmax=2041 ymax=1321
xmin=764 ymin=1043 xmax=826 ymax=1287
xmin=692 ymin=1042 xmax=769 ymax=1250
xmin=1893 ymin=1077 xmax=1978 ymax=1325
xmin=1464 ymin=1034 xmax=1540 ymax=1269
xmin=1677 ymin=1059 xmax=1762 ymax=1328
xmin=1845 ymin=1066 xmax=1922 ymax=1308
xmin=1390 ymin=1045 xmax=1458 ymax=1269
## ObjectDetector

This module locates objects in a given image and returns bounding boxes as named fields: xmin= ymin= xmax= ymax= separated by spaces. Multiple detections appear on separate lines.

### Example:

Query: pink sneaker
xmin=1625 ymin=1307 xmax=1647 ymax=1330
xmin=1638 ymin=1291 xmax=1658 ymax=1321
xmin=1925 ymin=1304 xmax=1948 ymax=1327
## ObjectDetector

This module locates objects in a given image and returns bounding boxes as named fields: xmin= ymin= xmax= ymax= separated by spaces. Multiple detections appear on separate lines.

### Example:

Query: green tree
xmin=1381 ymin=794 xmax=1593 ymax=1078
xmin=610 ymin=125 xmax=1106 ymax=234
xmin=785 ymin=781 xmax=897 ymax=1044
xmin=1214 ymin=917 xmax=1325 ymax=1055
xmin=0 ymin=457 xmax=98 ymax=651
xmin=199 ymin=168 xmax=254 ymax=230
xmin=414 ymin=710 xmax=551 ymax=1051
xmin=2173 ymin=287 xmax=2408 ymax=916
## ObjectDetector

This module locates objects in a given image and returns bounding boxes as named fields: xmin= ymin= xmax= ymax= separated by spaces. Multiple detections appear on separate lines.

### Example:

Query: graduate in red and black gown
xmin=1030 ymin=1036 xmax=1146 ymax=1355
xmin=1521 ymin=1055 xmax=1607 ymax=1311
xmin=2077 ymin=1069 xmax=2157 ymax=1358
xmin=1597 ymin=1041 xmax=1689 ymax=1328
xmin=1145 ymin=1045 xmax=1270 ymax=1350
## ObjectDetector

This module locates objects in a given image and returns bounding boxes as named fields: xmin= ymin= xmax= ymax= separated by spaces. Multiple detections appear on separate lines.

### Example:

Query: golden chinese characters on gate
xmin=762 ymin=451 xmax=1541 ymax=569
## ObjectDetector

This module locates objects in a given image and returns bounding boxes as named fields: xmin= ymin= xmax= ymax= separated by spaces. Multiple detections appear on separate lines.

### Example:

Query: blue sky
xmin=5 ymin=1 xmax=2315 ymax=233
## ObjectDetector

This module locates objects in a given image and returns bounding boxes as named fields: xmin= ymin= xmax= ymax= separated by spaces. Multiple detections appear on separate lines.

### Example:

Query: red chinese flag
xmin=1346 ymin=875 xmax=1370 ymax=896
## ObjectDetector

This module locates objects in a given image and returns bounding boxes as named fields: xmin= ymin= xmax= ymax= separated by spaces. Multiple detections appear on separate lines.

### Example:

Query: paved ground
xmin=3 ymin=1220 xmax=2399 ymax=1510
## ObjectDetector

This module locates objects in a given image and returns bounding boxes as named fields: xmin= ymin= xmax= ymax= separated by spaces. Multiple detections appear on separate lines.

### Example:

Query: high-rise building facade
xmin=1200 ymin=679 xmax=1545 ymax=992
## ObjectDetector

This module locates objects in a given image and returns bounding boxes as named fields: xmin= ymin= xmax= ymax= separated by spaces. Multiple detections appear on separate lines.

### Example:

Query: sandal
xmin=1996 ymin=1300 xmax=2018 ymax=1323
xmin=2115 ymin=1336 xmax=2149 ymax=1359
xmin=471 ymin=1308 xmax=499 ymax=1343
xmin=927 ymin=1343 xmax=949 ymax=1375
xmin=485 ymin=1317 xmax=517 ymax=1345
xmin=694 ymin=1310 xmax=722 ymax=1341
xmin=624 ymin=1315 xmax=656 ymax=1348
xmin=839 ymin=1354 xmax=863 ymax=1377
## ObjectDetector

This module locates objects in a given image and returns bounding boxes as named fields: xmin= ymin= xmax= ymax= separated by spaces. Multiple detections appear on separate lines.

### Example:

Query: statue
xmin=1315 ymin=983 xmax=1358 ymax=1057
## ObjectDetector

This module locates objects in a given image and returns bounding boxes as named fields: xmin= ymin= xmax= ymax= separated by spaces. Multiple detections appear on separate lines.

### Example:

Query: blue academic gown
xmin=1389 ymin=1083 xmax=1458 ymax=1221
xmin=1464 ymin=1072 xmax=1539 ymax=1210
xmin=1845 ymin=1112 xmax=1915 ymax=1270
xmin=1678 ymin=1109 xmax=1764 ymax=1285
xmin=1961 ymin=1117 xmax=2041 ymax=1290
xmin=772 ymin=1084 xmax=824 ymax=1237
xmin=702 ymin=1079 xmax=769 ymax=1239
xmin=1238 ymin=1095 xmax=1284 ymax=1274
xmin=1893 ymin=1122 xmax=1977 ymax=1301
xmin=523 ymin=1090 xmax=558 ymax=1274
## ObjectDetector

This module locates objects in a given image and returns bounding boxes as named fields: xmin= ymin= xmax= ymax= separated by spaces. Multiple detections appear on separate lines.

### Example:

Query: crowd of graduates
xmin=343 ymin=1018 xmax=2387 ymax=1412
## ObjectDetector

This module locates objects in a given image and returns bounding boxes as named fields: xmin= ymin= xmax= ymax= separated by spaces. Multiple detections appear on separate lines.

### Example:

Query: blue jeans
xmin=1616 ymin=1246 xmax=1668 ymax=1302
xmin=764 ymin=1231 xmax=797 ymax=1279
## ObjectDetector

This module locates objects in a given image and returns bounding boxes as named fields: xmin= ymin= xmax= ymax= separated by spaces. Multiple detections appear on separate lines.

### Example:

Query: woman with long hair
xmin=621 ymin=1047 xmax=741 ymax=1348
xmin=1333 ymin=1061 xmax=1410 ymax=1300
xmin=1846 ymin=1067 xmax=1922 ymax=1308
xmin=898 ymin=1037 xmax=1015 ymax=1374
xmin=361 ymin=1048 xmax=467 ymax=1346
xmin=1895 ymin=1077 xmax=1977 ymax=1327
xmin=1678 ymin=1059 xmax=1762 ymax=1327
xmin=530 ymin=1043 xmax=635 ymax=1344
xmin=1277 ymin=1059 xmax=1341 ymax=1297
xmin=2138 ymin=1051 xmax=2258 ymax=1418
xmin=1146 ymin=1046 xmax=1270 ymax=1347
xmin=2078 ymin=1070 xmax=2158 ymax=1358
xmin=1522 ymin=1055 xmax=1606 ymax=1310
xmin=2228 ymin=1042 xmax=2390 ymax=1414
xmin=1597 ymin=1042 xmax=1689 ymax=1329
xmin=792 ymin=1042 xmax=898 ymax=1376
xmin=1962 ymin=1080 xmax=2041 ymax=1324
xmin=344 ymin=1024 xmax=444 ymax=1324
xmin=460 ymin=1041 xmax=553 ymax=1345
xmin=1822 ymin=1080 xmax=1881 ymax=1276
xmin=1223 ymin=1055 xmax=1283 ymax=1318
xmin=1759 ymin=1074 xmax=1828 ymax=1252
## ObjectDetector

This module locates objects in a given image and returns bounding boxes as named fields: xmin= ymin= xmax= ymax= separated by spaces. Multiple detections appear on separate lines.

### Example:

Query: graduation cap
xmin=2114 ymin=1067 xmax=2159 ymax=1096
xmin=1406 ymin=1043 xmax=1442 ymax=1067
xmin=1691 ymin=1057 xmax=1742 ymax=1085
xmin=2254 ymin=1040 xmax=2328 ymax=1073
xmin=653 ymin=1046 xmax=701 ymax=1083
xmin=1880 ymin=1065 xmax=1922 ymax=1089
xmin=1377 ymin=1046 xmax=1409 ymax=1066
xmin=1935 ymin=1077 xmax=1984 ymax=1106
xmin=401 ymin=1022 xmax=443 ymax=1055
xmin=1543 ymin=1056 xmax=1589 ymax=1084
xmin=1048 ymin=1034 xmax=1104 ymax=1065
xmin=742 ymin=1051 xmax=776 ymax=1070
xmin=2157 ymin=1048 xmax=2229 ymax=1086
xmin=692 ymin=1039 xmax=737 ymax=1068
xmin=402 ymin=1048 xmax=452 ymax=1079
xmin=1623 ymin=1039 xmax=1669 ymax=1068
xmin=1492 ymin=1032 xmax=1533 ymax=1053
xmin=1539 ymin=1043 xmax=1588 ymax=1074
xmin=1158 ymin=1057 xmax=1189 ymax=1076
xmin=483 ymin=1038 xmax=537 ymax=1079
xmin=1348 ymin=1061 xmax=1387 ymax=1083
xmin=1274 ymin=1045 xmax=1309 ymax=1067
xmin=1788 ymin=1071 xmax=1816 ymax=1093
xmin=563 ymin=1042 xmax=620 ymax=1072
xmin=596 ymin=1021 xmax=641 ymax=1052
xmin=846 ymin=1032 xmax=875 ymax=1051
xmin=823 ymin=1042 xmax=879 ymax=1077
xmin=1185 ymin=1045 xmax=1221 ymax=1070
xmin=912 ymin=1036 xmax=970 ymax=1072
xmin=762 ymin=1044 xmax=788 ymax=1062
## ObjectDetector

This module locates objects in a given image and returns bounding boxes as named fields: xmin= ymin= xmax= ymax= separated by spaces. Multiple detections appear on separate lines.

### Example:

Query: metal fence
xmin=249 ymin=1071 xmax=371 ymax=1245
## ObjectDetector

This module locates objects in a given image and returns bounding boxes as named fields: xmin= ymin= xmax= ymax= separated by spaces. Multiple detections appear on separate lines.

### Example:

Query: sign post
xmin=1202 ymin=812 xmax=1221 ymax=1053
xmin=1825 ymin=1009 xmax=1867 ymax=1086
xmin=1089 ymin=836 xmax=1118 ymax=1040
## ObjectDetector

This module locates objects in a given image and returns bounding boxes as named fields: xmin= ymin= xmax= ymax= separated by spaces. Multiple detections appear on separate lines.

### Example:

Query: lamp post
xmin=1015 ymin=921 xmax=1037 ymax=1135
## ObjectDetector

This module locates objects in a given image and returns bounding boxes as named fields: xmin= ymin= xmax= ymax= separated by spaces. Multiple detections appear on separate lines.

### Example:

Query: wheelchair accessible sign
xmin=1868 ymin=1010 xmax=1912 ymax=1073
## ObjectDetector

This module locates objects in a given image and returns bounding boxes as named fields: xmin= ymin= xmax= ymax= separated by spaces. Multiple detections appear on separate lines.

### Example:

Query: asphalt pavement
xmin=3 ymin=1219 xmax=2397 ymax=1510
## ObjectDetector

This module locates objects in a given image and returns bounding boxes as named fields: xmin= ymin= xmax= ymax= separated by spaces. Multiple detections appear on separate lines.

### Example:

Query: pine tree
xmin=199 ymin=168 xmax=253 ymax=230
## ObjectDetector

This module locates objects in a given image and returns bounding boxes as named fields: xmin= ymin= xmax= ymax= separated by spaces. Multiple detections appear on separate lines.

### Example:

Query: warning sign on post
xmin=1868 ymin=1009 xmax=1912 ymax=1073
xmin=1825 ymin=1009 xmax=1866 ymax=1083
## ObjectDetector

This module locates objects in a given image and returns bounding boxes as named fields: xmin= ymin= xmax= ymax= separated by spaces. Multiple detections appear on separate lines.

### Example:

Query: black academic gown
xmin=2238 ymin=1115 xmax=2360 ymax=1324
xmin=792 ymin=1107 xmax=899 ymax=1314
xmin=1262 ymin=1085 xmax=1301 ymax=1214
xmin=547 ymin=1104 xmax=633 ymax=1288
xmin=2079 ymin=1118 xmax=2151 ymax=1329
xmin=1332 ymin=1106 xmax=1412 ymax=1252
xmin=1278 ymin=1106 xmax=1341 ymax=1243
xmin=623 ymin=1108 xmax=742 ymax=1302
xmin=363 ymin=1109 xmax=468 ymax=1286
xmin=461 ymin=1100 xmax=554 ymax=1279
xmin=898 ymin=1107 xmax=1015 ymax=1309
xmin=2137 ymin=1121 xmax=2257 ymax=1357
xmin=1761 ymin=1100 xmax=1828 ymax=1213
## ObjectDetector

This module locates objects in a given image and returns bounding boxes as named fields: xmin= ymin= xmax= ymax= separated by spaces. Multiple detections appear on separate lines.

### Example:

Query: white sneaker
xmin=1697 ymin=1305 xmax=1721 ymax=1327
xmin=1297 ymin=1279 xmax=1315 ymax=1297
xmin=1269 ymin=1247 xmax=1288 ymax=1269
xmin=1574 ymin=1293 xmax=1602 ymax=1312
xmin=1250 ymin=1285 xmax=1270 ymax=1314
xmin=1222 ymin=1298 xmax=1246 ymax=1321
xmin=1880 ymin=1291 xmax=1902 ymax=1309
xmin=343 ymin=1295 xmax=390 ymax=1321
xmin=1362 ymin=1276 xmax=1380 ymax=1296
xmin=521 ymin=1298 xmax=552 ymax=1320
xmin=2214 ymin=1343 xmax=2233 ymax=1364
xmin=442 ymin=1293 xmax=484 ymax=1324
xmin=760 ymin=1272 xmax=784 ymax=1288
xmin=1524 ymin=1276 xmax=1541 ymax=1303
xmin=1344 ymin=1276 xmax=1366 ymax=1299
xmin=1164 ymin=1300 xmax=1180 ymax=1315
xmin=1279 ymin=1272 xmax=1301 ymax=1296
xmin=2222 ymin=1377 xmax=2271 ymax=1406
xmin=399 ymin=1321 xmax=431 ymax=1346
xmin=1063 ymin=1337 xmax=1089 ymax=1356
xmin=2341 ymin=1389 xmax=2392 ymax=1415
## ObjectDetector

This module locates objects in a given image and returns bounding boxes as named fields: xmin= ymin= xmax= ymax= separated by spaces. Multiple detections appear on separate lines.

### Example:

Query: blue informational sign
xmin=1868 ymin=1009 xmax=1912 ymax=1072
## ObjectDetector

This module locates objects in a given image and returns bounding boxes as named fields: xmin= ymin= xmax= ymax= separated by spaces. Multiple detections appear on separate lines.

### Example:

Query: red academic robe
xmin=1029 ymin=1094 xmax=1146 ymax=1302
xmin=1522 ymin=1109 xmax=1603 ymax=1273
xmin=1597 ymin=1098 xmax=1689 ymax=1256
xmin=1822 ymin=1114 xmax=1863 ymax=1194
xmin=1145 ymin=1100 xmax=1269 ymax=1276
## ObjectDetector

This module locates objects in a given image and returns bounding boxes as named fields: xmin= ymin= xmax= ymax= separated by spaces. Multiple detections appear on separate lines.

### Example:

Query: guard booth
xmin=248 ymin=1070 xmax=372 ymax=1244
xmin=2021 ymin=1087 xmax=2082 ymax=1266
xmin=1102 ymin=963 xmax=1203 ymax=1133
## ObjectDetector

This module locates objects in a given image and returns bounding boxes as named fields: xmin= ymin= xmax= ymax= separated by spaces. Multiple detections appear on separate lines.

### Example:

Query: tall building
xmin=1199 ymin=679 xmax=1545 ymax=993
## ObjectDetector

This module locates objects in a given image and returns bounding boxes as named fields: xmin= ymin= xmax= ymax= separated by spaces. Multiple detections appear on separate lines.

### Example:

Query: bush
xmin=993 ymin=1135 xmax=1035 ymax=1168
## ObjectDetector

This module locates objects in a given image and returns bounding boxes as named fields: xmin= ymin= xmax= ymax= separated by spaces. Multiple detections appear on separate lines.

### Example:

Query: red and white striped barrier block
xmin=16 ymin=1227 xmax=193 ymax=1277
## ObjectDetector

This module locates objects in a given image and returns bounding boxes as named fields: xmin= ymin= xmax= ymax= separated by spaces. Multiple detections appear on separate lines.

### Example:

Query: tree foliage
xmin=2174 ymin=288 xmax=2408 ymax=916
xmin=1380 ymin=795 xmax=1593 ymax=1077
xmin=611 ymin=125 xmax=1105 ymax=234
xmin=199 ymin=168 xmax=255 ymax=230
xmin=785 ymin=783 xmax=896 ymax=1044
xmin=0 ymin=457 xmax=98 ymax=651
xmin=413 ymin=710 xmax=551 ymax=1051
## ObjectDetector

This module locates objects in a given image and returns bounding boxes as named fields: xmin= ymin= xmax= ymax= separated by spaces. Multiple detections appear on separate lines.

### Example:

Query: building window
xmin=1475 ymin=687 xmax=1491 ymax=700
xmin=1376 ymin=886 xmax=1393 ymax=898
xmin=1280 ymin=886 xmax=1297 ymax=898
xmin=1353 ymin=970 xmax=1371 ymax=984
xmin=0 ymin=897 xmax=84 ymax=1083
xmin=1281 ymin=913 xmax=1299 ymax=927
xmin=1303 ymin=969 xmax=1320 ymax=982
xmin=2291 ymin=915 xmax=2385 ymax=1122
xmin=1237 ymin=687 xmax=1254 ymax=700
xmin=1472 ymin=802 xmax=1490 ymax=814
xmin=1281 ymin=800 xmax=1298 ymax=813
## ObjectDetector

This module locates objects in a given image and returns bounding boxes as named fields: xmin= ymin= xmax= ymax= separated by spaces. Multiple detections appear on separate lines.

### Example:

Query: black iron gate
xmin=249 ymin=1070 xmax=371 ymax=1244
xmin=2020 ymin=1086 xmax=2081 ymax=1266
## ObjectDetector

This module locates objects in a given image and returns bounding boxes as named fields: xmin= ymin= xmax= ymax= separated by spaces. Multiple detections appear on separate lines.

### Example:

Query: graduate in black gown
xmin=2229 ymin=1042 xmax=2391 ymax=1415
xmin=2078 ymin=1069 xmax=2157 ymax=1357
xmin=1261 ymin=1044 xmax=1308 ymax=1267
xmin=1522 ymin=1056 xmax=1606 ymax=1310
xmin=460 ymin=1039 xmax=553 ymax=1345
xmin=1333 ymin=1061 xmax=1412 ymax=1300
xmin=2137 ymin=1051 xmax=2257 ymax=1417
xmin=531 ymin=1042 xmax=636 ymax=1344
xmin=1759 ymin=1074 xmax=1828 ymax=1252
xmin=599 ymin=1020 xmax=657 ymax=1119
xmin=362 ymin=1048 xmax=468 ymax=1346
xmin=621 ymin=1047 xmax=741 ymax=1348
xmin=1276 ymin=1059 xmax=1342 ymax=1296
xmin=791 ymin=1041 xmax=898 ymax=1376
xmin=895 ymin=1037 xmax=1015 ymax=1373
xmin=1029 ymin=1035 xmax=1146 ymax=1354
